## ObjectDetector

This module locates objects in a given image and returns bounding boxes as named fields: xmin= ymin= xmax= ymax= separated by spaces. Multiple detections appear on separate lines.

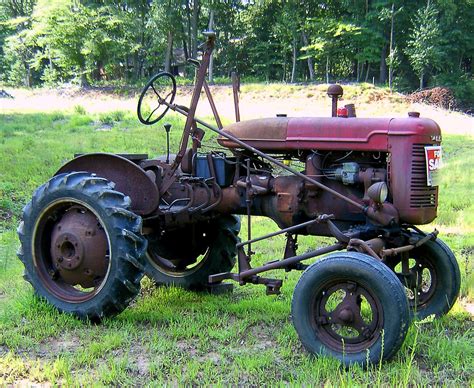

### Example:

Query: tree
xmin=405 ymin=3 xmax=442 ymax=89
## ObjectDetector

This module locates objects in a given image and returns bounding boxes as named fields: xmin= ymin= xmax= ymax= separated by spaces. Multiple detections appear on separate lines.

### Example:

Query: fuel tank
xmin=217 ymin=116 xmax=441 ymax=152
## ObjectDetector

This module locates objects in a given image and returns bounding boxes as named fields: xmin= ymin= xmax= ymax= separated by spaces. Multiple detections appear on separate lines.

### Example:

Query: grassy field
xmin=0 ymin=85 xmax=473 ymax=385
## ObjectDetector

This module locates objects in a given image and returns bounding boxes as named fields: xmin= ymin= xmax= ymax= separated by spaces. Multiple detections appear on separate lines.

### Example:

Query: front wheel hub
xmin=50 ymin=206 xmax=108 ymax=288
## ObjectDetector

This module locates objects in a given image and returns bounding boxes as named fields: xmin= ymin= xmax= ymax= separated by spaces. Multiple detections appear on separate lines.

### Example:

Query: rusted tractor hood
xmin=218 ymin=116 xmax=441 ymax=151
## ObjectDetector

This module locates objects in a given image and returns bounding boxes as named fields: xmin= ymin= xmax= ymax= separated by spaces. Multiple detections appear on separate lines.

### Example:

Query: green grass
xmin=0 ymin=102 xmax=473 ymax=385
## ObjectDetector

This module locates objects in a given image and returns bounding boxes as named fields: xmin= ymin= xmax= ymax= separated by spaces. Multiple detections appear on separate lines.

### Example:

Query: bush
xmin=98 ymin=110 xmax=126 ymax=125
xmin=431 ymin=72 xmax=474 ymax=112
xmin=73 ymin=105 xmax=87 ymax=115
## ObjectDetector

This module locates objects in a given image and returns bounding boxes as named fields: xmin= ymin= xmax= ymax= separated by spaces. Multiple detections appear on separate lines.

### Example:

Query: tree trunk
xmin=420 ymin=73 xmax=424 ymax=89
xmin=379 ymin=43 xmax=387 ymax=84
xmin=164 ymin=31 xmax=173 ymax=73
xmin=290 ymin=36 xmax=297 ymax=83
xmin=326 ymin=56 xmax=330 ymax=84
xmin=388 ymin=3 xmax=395 ymax=91
xmin=24 ymin=63 xmax=31 ymax=87
xmin=302 ymin=32 xmax=314 ymax=81
xmin=80 ymin=67 xmax=89 ymax=88
xmin=185 ymin=1 xmax=192 ymax=58
xmin=365 ymin=62 xmax=371 ymax=82
xmin=191 ymin=0 xmax=199 ymax=59
xmin=208 ymin=9 xmax=214 ymax=83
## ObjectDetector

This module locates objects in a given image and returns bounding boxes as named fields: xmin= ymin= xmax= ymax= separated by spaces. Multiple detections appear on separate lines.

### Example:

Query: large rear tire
xmin=17 ymin=172 xmax=147 ymax=321
xmin=292 ymin=252 xmax=410 ymax=367
xmin=144 ymin=215 xmax=240 ymax=289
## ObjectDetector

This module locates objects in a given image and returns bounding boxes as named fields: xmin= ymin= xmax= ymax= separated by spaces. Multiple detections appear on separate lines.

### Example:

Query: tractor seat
xmin=217 ymin=117 xmax=289 ymax=149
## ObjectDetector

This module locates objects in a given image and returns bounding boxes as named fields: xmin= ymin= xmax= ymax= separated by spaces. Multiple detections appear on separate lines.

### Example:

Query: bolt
xmin=57 ymin=257 xmax=63 ymax=263
xmin=362 ymin=327 xmax=372 ymax=339
xmin=317 ymin=316 xmax=329 ymax=325
xmin=346 ymin=282 xmax=357 ymax=292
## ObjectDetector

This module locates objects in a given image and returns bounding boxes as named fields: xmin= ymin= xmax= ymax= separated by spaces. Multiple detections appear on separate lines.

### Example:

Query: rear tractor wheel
xmin=144 ymin=215 xmax=240 ymax=289
xmin=17 ymin=172 xmax=147 ymax=321
xmin=292 ymin=252 xmax=410 ymax=367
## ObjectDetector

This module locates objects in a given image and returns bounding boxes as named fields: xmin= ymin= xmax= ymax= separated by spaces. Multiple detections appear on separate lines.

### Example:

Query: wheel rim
xmin=311 ymin=280 xmax=384 ymax=353
xmin=33 ymin=199 xmax=111 ymax=303
xmin=146 ymin=225 xmax=213 ymax=277
xmin=389 ymin=254 xmax=437 ymax=310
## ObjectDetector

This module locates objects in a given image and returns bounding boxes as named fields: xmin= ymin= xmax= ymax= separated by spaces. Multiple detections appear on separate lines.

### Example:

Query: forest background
xmin=0 ymin=0 xmax=473 ymax=110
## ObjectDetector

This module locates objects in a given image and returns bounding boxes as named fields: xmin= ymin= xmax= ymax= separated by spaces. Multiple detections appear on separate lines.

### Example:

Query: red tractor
xmin=17 ymin=33 xmax=460 ymax=366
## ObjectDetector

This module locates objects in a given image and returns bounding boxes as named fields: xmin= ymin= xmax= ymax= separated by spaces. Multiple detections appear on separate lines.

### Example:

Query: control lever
xmin=164 ymin=123 xmax=171 ymax=164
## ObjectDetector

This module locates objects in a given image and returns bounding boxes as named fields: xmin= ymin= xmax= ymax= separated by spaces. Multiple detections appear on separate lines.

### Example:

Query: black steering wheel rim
xmin=137 ymin=72 xmax=177 ymax=125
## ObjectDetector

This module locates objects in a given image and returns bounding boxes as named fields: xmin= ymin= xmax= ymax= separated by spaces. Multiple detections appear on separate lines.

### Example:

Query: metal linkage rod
xmin=239 ymin=243 xmax=343 ymax=279
xmin=236 ymin=216 xmax=328 ymax=248
xmin=203 ymin=80 xmax=223 ymax=129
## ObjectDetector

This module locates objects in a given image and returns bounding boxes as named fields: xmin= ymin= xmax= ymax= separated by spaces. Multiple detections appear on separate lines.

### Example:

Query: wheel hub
xmin=53 ymin=233 xmax=83 ymax=270
xmin=338 ymin=308 xmax=354 ymax=323
xmin=315 ymin=281 xmax=382 ymax=352
xmin=50 ymin=206 xmax=108 ymax=288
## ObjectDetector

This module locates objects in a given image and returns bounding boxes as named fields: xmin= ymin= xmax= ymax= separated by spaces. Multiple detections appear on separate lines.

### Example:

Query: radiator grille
xmin=410 ymin=144 xmax=437 ymax=208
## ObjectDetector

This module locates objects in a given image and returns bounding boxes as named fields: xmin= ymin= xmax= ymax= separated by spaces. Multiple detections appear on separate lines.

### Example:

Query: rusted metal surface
xmin=171 ymin=104 xmax=371 ymax=215
xmin=50 ymin=205 xmax=108 ymax=288
xmin=56 ymin=153 xmax=159 ymax=215
xmin=345 ymin=103 xmax=357 ymax=117
xmin=209 ymin=242 xmax=343 ymax=285
xmin=232 ymin=72 xmax=241 ymax=122
xmin=381 ymin=229 xmax=438 ymax=257
xmin=313 ymin=279 xmax=383 ymax=352
xmin=159 ymin=33 xmax=216 ymax=196
xmin=327 ymin=84 xmax=343 ymax=117
xmin=203 ymin=80 xmax=223 ymax=129
xmin=347 ymin=238 xmax=382 ymax=260
xmin=34 ymin=201 xmax=110 ymax=303
xmin=218 ymin=116 xmax=440 ymax=155
xmin=218 ymin=117 xmax=289 ymax=148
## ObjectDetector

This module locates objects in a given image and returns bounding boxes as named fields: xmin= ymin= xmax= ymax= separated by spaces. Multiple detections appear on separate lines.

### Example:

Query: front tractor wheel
xmin=384 ymin=234 xmax=460 ymax=320
xmin=17 ymin=172 xmax=147 ymax=321
xmin=144 ymin=215 xmax=240 ymax=289
xmin=292 ymin=252 xmax=410 ymax=367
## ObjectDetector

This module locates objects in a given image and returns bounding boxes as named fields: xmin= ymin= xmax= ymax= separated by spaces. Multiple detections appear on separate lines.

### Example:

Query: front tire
xmin=384 ymin=234 xmax=460 ymax=319
xmin=17 ymin=172 xmax=147 ymax=321
xmin=292 ymin=252 xmax=410 ymax=367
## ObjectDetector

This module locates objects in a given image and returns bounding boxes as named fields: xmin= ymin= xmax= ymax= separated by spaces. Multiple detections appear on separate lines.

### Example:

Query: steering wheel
xmin=137 ymin=72 xmax=177 ymax=125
